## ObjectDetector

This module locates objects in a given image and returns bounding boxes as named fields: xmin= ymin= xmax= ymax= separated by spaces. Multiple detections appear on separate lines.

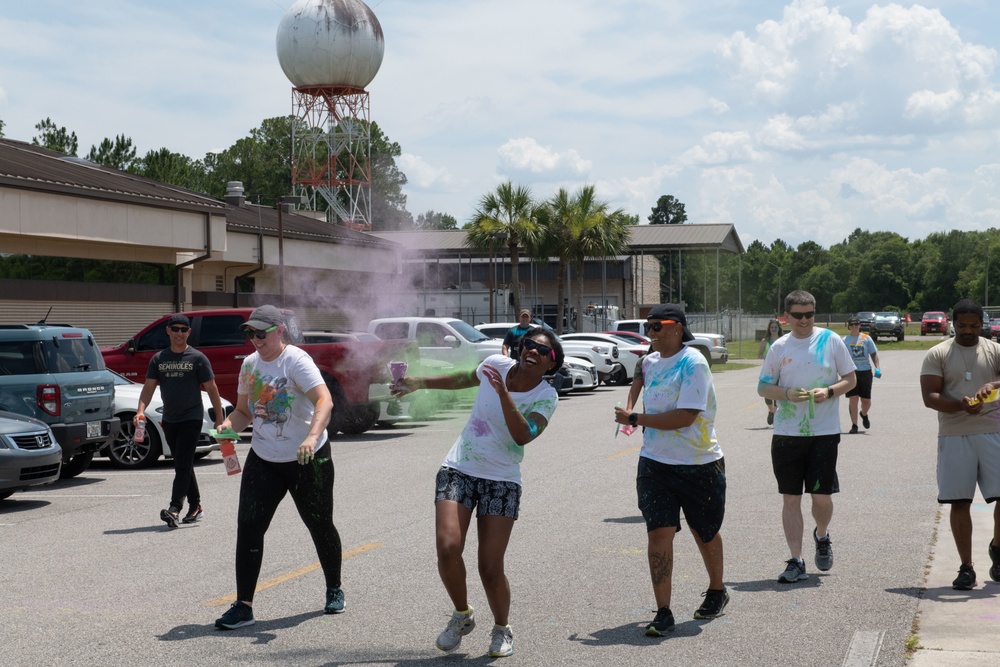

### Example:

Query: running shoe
xmin=767 ymin=411 xmax=774 ymax=426
xmin=645 ymin=607 xmax=675 ymax=636
xmin=693 ymin=588 xmax=730 ymax=619
xmin=488 ymin=624 xmax=514 ymax=657
xmin=182 ymin=504 xmax=203 ymax=524
xmin=215 ymin=601 xmax=255 ymax=630
xmin=953 ymin=563 xmax=977 ymax=590
xmin=990 ymin=541 xmax=1000 ymax=582
xmin=861 ymin=413 xmax=871 ymax=429
xmin=778 ymin=558 xmax=808 ymax=583
xmin=160 ymin=507 xmax=180 ymax=529
xmin=849 ymin=424 xmax=859 ymax=434
xmin=436 ymin=607 xmax=475 ymax=651
xmin=814 ymin=528 xmax=834 ymax=571
xmin=325 ymin=587 xmax=345 ymax=614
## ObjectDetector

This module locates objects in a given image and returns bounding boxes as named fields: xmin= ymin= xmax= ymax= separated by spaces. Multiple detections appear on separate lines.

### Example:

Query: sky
xmin=1 ymin=0 xmax=999 ymax=250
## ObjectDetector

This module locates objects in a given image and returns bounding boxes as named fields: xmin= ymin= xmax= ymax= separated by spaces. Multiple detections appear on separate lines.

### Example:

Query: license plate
xmin=87 ymin=421 xmax=102 ymax=438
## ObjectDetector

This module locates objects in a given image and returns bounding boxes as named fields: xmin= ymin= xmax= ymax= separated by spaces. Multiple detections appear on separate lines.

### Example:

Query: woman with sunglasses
xmin=759 ymin=319 xmax=785 ymax=426
xmin=213 ymin=305 xmax=340 ymax=631
xmin=391 ymin=330 xmax=564 ymax=658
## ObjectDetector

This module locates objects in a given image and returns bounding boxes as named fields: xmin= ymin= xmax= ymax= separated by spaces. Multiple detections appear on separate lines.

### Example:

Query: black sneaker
xmin=215 ymin=601 xmax=255 ymax=630
xmin=952 ymin=563 xmax=977 ymax=590
xmin=182 ymin=504 xmax=203 ymax=524
xmin=861 ymin=412 xmax=871 ymax=429
xmin=645 ymin=607 xmax=674 ymax=636
xmin=813 ymin=528 xmax=834 ymax=571
xmin=990 ymin=541 xmax=1000 ymax=582
xmin=778 ymin=558 xmax=808 ymax=583
xmin=766 ymin=411 xmax=774 ymax=426
xmin=849 ymin=424 xmax=859 ymax=434
xmin=325 ymin=587 xmax=345 ymax=614
xmin=693 ymin=588 xmax=730 ymax=619
xmin=160 ymin=507 xmax=180 ymax=529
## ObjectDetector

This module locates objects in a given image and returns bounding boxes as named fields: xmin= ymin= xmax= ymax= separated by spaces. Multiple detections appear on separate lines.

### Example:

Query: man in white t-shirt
xmin=920 ymin=298 xmax=1000 ymax=590
xmin=614 ymin=304 xmax=727 ymax=635
xmin=758 ymin=291 xmax=856 ymax=584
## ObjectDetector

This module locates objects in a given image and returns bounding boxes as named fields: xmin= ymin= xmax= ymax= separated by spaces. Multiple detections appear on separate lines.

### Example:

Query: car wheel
xmin=0 ymin=490 xmax=15 ymax=500
xmin=107 ymin=411 xmax=163 ymax=469
xmin=898 ymin=332 xmax=905 ymax=342
xmin=339 ymin=404 xmax=380 ymax=436
xmin=614 ymin=367 xmax=629 ymax=385
xmin=60 ymin=451 xmax=95 ymax=479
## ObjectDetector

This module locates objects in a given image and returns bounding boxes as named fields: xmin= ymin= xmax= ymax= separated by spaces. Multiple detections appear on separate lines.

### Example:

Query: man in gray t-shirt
xmin=137 ymin=314 xmax=224 ymax=529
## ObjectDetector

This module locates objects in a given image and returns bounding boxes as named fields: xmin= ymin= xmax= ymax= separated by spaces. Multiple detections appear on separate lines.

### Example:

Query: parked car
xmin=0 ymin=323 xmax=120 ymax=479
xmin=303 ymin=331 xmax=382 ymax=344
xmin=990 ymin=319 xmax=1000 ymax=340
xmin=947 ymin=318 xmax=992 ymax=338
xmin=601 ymin=330 xmax=650 ymax=348
xmin=564 ymin=357 xmax=599 ymax=391
xmin=871 ymin=312 xmax=905 ymax=342
xmin=855 ymin=311 xmax=876 ymax=333
xmin=474 ymin=322 xmax=621 ymax=384
xmin=921 ymin=312 xmax=949 ymax=336
xmin=370 ymin=317 xmax=501 ymax=367
xmin=101 ymin=371 xmax=235 ymax=469
xmin=560 ymin=333 xmax=646 ymax=384
xmin=610 ymin=319 xmax=728 ymax=366
xmin=0 ymin=410 xmax=62 ymax=501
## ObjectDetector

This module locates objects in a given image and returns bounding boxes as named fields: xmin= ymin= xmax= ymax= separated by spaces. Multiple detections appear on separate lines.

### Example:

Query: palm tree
xmin=535 ymin=185 xmax=631 ymax=333
xmin=465 ymin=182 xmax=539 ymax=316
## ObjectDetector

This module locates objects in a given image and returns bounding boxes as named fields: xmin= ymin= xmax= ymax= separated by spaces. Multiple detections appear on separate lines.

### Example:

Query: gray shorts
xmin=937 ymin=432 xmax=1000 ymax=503
xmin=435 ymin=466 xmax=522 ymax=519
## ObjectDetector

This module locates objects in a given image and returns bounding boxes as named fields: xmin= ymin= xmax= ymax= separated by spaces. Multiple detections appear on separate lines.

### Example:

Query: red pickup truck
xmin=100 ymin=308 xmax=416 ymax=436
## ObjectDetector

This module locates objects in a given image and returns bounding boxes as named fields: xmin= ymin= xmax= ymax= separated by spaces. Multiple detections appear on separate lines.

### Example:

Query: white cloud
xmin=681 ymin=131 xmax=761 ymax=165
xmin=496 ymin=137 xmax=592 ymax=177
xmin=398 ymin=153 xmax=453 ymax=189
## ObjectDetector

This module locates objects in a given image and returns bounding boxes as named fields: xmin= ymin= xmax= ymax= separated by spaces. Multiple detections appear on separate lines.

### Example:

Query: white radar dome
xmin=276 ymin=0 xmax=384 ymax=89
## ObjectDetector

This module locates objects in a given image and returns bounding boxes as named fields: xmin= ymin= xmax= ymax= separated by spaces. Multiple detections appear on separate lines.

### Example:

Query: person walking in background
xmin=213 ymin=305 xmax=339 ymax=630
xmin=758 ymin=318 xmax=785 ymax=426
xmin=920 ymin=299 xmax=1000 ymax=590
xmin=392 ymin=329 xmax=562 ymax=658
xmin=843 ymin=317 xmax=881 ymax=434
xmin=614 ymin=304 xmax=728 ymax=636
xmin=501 ymin=309 xmax=535 ymax=358
xmin=137 ymin=314 xmax=225 ymax=529
xmin=757 ymin=291 xmax=856 ymax=584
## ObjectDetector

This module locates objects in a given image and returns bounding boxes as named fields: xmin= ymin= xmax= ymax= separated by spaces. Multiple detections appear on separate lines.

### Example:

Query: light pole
xmin=766 ymin=260 xmax=783 ymax=315
xmin=487 ymin=233 xmax=508 ymax=322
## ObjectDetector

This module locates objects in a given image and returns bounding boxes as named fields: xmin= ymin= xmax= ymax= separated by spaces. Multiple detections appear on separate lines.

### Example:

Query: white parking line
xmin=842 ymin=630 xmax=885 ymax=667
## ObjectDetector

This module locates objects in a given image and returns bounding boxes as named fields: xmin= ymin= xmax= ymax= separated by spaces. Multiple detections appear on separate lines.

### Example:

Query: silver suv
xmin=0 ymin=324 xmax=119 ymax=478
xmin=0 ymin=410 xmax=62 ymax=500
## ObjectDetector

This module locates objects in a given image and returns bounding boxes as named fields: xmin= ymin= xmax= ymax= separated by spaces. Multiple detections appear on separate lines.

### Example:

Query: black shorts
xmin=845 ymin=369 xmax=873 ymax=399
xmin=771 ymin=434 xmax=840 ymax=495
xmin=435 ymin=466 xmax=522 ymax=519
xmin=636 ymin=456 xmax=726 ymax=542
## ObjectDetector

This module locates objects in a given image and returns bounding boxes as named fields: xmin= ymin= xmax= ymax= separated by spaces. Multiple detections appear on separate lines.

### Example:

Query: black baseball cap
xmin=647 ymin=304 xmax=695 ymax=342
xmin=166 ymin=314 xmax=190 ymax=327
xmin=241 ymin=305 xmax=283 ymax=331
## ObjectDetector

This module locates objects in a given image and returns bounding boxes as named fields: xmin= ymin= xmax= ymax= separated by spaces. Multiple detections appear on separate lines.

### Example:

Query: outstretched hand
xmin=480 ymin=364 xmax=507 ymax=396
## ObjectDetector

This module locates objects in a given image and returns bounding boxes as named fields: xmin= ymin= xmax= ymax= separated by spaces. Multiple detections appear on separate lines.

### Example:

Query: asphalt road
xmin=1 ymin=348 xmax=942 ymax=666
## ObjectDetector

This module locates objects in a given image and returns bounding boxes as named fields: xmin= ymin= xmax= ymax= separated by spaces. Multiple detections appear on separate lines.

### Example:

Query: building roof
xmin=225 ymin=203 xmax=400 ymax=249
xmin=0 ymin=138 xmax=224 ymax=213
xmin=371 ymin=223 xmax=744 ymax=258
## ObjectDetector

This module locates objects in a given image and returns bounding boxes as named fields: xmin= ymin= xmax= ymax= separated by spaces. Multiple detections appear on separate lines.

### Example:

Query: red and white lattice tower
xmin=276 ymin=0 xmax=384 ymax=231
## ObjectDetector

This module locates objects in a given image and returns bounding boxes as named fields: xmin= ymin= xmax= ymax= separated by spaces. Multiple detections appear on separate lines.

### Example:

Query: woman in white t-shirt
xmin=392 ymin=330 xmax=563 ymax=658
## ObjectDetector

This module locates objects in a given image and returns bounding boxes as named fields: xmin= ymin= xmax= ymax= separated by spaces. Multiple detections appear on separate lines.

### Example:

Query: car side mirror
xmin=443 ymin=335 xmax=459 ymax=347
xmin=126 ymin=338 xmax=136 ymax=353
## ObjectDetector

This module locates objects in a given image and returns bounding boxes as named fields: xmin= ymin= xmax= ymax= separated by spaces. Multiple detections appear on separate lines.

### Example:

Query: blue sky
xmin=1 ymin=0 xmax=998 ymax=249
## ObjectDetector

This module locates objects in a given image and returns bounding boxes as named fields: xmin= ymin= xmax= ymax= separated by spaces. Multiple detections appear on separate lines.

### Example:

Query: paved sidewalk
xmin=910 ymin=491 xmax=1000 ymax=666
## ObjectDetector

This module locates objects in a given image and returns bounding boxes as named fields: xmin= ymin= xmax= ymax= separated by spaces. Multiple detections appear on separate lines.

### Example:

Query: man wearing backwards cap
xmin=758 ymin=290 xmax=856 ymax=585
xmin=614 ymin=303 xmax=728 ymax=634
xmin=137 ymin=313 xmax=225 ymax=529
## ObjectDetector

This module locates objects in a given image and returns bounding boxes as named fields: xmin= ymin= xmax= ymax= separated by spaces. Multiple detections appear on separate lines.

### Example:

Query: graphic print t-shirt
xmin=147 ymin=347 xmax=214 ymax=423
xmin=759 ymin=328 xmax=855 ymax=437
xmin=442 ymin=354 xmax=558 ymax=484
xmin=237 ymin=345 xmax=326 ymax=462
xmin=640 ymin=347 xmax=722 ymax=466
xmin=843 ymin=333 xmax=878 ymax=372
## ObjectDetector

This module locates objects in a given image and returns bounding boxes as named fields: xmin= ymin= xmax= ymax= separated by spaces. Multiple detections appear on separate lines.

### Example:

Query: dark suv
xmin=855 ymin=312 xmax=876 ymax=333
xmin=0 ymin=324 xmax=119 ymax=478
xmin=871 ymin=312 xmax=905 ymax=342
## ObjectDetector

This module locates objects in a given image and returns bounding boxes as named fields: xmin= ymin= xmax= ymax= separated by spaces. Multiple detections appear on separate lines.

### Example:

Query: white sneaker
xmin=489 ymin=624 xmax=514 ymax=658
xmin=436 ymin=607 xmax=475 ymax=651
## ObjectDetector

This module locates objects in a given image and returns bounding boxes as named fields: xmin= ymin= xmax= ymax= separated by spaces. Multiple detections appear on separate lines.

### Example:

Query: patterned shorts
xmin=435 ymin=466 xmax=522 ymax=519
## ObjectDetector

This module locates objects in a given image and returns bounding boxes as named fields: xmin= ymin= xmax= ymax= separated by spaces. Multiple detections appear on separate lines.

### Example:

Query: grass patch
xmin=712 ymin=361 xmax=757 ymax=372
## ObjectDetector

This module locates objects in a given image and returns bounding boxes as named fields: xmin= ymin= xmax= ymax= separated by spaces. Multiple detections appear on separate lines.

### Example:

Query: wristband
xmin=826 ymin=386 xmax=834 ymax=399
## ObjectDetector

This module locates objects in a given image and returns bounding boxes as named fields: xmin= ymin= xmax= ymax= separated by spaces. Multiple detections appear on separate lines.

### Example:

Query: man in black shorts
xmin=757 ymin=291 xmax=856 ymax=583
xmin=842 ymin=318 xmax=880 ymax=434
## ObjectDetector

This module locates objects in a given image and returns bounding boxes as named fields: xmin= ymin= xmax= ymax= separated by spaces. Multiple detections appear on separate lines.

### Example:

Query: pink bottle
xmin=134 ymin=416 xmax=146 ymax=443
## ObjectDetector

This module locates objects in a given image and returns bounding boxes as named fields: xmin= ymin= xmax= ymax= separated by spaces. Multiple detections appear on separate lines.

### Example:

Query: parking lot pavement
xmin=0 ymin=350 xmax=995 ymax=666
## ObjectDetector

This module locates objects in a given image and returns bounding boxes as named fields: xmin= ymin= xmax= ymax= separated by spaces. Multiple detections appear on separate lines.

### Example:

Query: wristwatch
xmin=628 ymin=412 xmax=639 ymax=426
xmin=826 ymin=387 xmax=834 ymax=399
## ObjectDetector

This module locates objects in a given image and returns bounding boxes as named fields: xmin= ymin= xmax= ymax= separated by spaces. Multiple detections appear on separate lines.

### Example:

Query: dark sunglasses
xmin=521 ymin=337 xmax=555 ymax=360
xmin=168 ymin=326 xmax=190 ymax=333
xmin=788 ymin=311 xmax=815 ymax=320
xmin=644 ymin=319 xmax=677 ymax=333
xmin=244 ymin=325 xmax=278 ymax=340
xmin=848 ymin=321 xmax=861 ymax=326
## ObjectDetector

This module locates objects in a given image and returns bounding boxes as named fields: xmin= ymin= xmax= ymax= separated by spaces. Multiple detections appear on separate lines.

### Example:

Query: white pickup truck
xmin=610 ymin=319 xmax=728 ymax=366
xmin=367 ymin=317 xmax=503 ymax=367
xmin=474 ymin=322 xmax=623 ymax=384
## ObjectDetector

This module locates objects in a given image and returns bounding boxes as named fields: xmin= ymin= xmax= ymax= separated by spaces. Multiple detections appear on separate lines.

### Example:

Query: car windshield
xmin=449 ymin=320 xmax=491 ymax=342
xmin=857 ymin=312 xmax=874 ymax=319
xmin=924 ymin=313 xmax=944 ymax=320
xmin=875 ymin=314 xmax=897 ymax=322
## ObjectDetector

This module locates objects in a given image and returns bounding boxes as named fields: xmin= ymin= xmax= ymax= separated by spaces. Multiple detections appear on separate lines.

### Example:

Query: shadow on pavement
xmin=568 ymin=619 xmax=705 ymax=646
xmin=159 ymin=610 xmax=318 ymax=646
xmin=728 ymin=574 xmax=826 ymax=593
xmin=603 ymin=515 xmax=645 ymax=524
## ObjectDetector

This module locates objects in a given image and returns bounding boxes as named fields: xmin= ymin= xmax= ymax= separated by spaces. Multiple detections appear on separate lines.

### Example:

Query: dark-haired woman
xmin=393 ymin=329 xmax=563 ymax=659
xmin=759 ymin=319 xmax=784 ymax=425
